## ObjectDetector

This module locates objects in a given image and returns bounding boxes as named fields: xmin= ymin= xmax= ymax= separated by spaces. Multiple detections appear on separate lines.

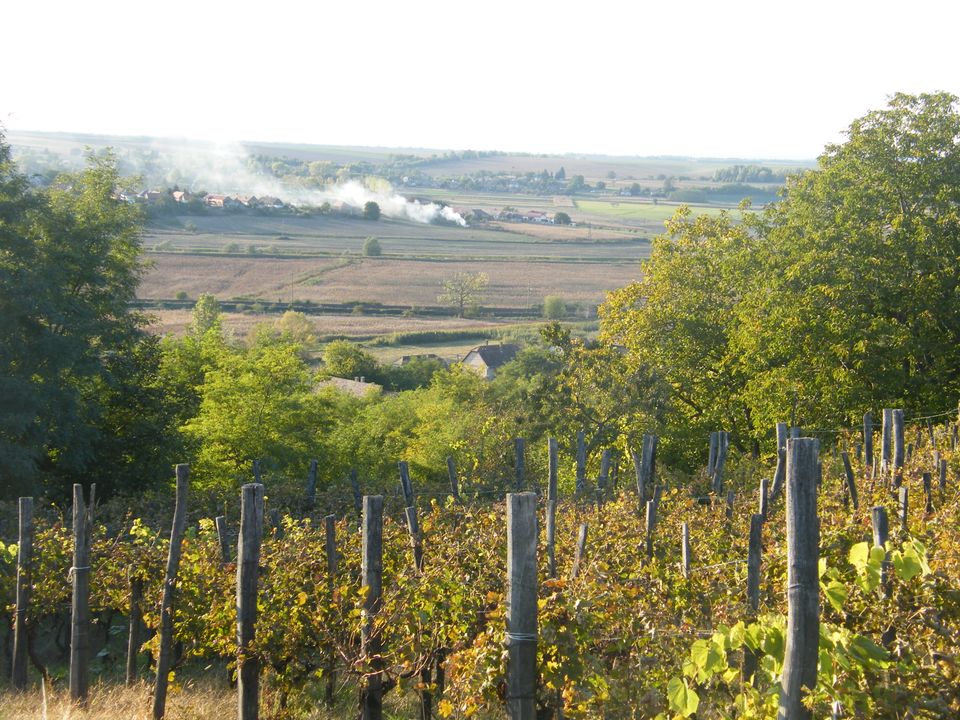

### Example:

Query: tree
xmin=323 ymin=339 xmax=380 ymax=380
xmin=363 ymin=235 xmax=382 ymax=256
xmin=566 ymin=175 xmax=586 ymax=194
xmin=438 ymin=271 xmax=489 ymax=317
xmin=543 ymin=295 xmax=566 ymax=319
xmin=190 ymin=293 xmax=222 ymax=337
xmin=554 ymin=211 xmax=572 ymax=225
xmin=363 ymin=201 xmax=381 ymax=220
xmin=0 ymin=137 xmax=157 ymax=497
xmin=555 ymin=166 xmax=566 ymax=181
xmin=629 ymin=183 xmax=642 ymax=196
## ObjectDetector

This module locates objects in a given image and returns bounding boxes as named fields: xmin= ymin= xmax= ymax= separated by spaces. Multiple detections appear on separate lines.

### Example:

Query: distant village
xmin=113 ymin=187 xmax=573 ymax=225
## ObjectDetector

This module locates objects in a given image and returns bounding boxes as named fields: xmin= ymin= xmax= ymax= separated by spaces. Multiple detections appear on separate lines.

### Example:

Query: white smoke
xmin=321 ymin=180 xmax=467 ymax=226
xmin=7 ymin=132 xmax=468 ymax=227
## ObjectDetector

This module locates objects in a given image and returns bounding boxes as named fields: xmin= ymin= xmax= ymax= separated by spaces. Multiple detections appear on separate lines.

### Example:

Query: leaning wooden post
xmin=446 ymin=456 xmax=461 ymax=502
xmin=12 ymin=496 xmax=33 ymax=691
xmin=840 ymin=451 xmax=859 ymax=511
xmin=770 ymin=448 xmax=787 ymax=502
xmin=778 ymin=438 xmax=820 ymax=720
xmin=575 ymin=431 xmax=586 ymax=495
xmin=69 ymin=483 xmax=93 ymax=704
xmin=681 ymin=522 xmax=691 ymax=579
xmin=398 ymin=461 xmax=415 ymax=507
xmin=404 ymin=506 xmax=424 ymax=572
xmin=236 ymin=482 xmax=264 ymax=720
xmin=152 ymin=465 xmax=190 ymax=720
xmin=126 ymin=567 xmax=144 ymax=685
xmin=323 ymin=514 xmax=338 ymax=707
xmin=514 ymin=437 xmax=526 ymax=491
xmin=546 ymin=438 xmax=559 ymax=578
xmin=863 ymin=412 xmax=873 ymax=470
xmin=506 ymin=493 xmax=538 ymax=720
xmin=361 ymin=496 xmax=384 ymax=720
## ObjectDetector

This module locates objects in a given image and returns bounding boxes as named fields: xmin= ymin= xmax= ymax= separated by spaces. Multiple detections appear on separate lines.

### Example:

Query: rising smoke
xmin=7 ymin=132 xmax=467 ymax=226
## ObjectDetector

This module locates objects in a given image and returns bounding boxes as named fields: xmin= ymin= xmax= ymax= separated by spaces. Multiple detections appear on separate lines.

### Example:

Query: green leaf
xmin=667 ymin=677 xmax=700 ymax=718
xmin=848 ymin=542 xmax=870 ymax=571
xmin=822 ymin=579 xmax=848 ymax=613
xmin=891 ymin=550 xmax=922 ymax=582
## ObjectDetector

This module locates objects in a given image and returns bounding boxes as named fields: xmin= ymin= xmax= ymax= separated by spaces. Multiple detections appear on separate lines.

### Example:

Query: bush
xmin=543 ymin=295 xmax=566 ymax=319
xmin=363 ymin=236 xmax=382 ymax=256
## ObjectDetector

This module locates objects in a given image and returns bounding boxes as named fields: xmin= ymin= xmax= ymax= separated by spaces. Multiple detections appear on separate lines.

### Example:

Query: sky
xmin=3 ymin=0 xmax=958 ymax=160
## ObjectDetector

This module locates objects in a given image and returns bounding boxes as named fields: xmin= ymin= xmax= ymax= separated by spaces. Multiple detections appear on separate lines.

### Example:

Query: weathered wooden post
xmin=126 ymin=567 xmax=144 ymax=685
xmin=881 ymin=408 xmax=893 ymax=476
xmin=644 ymin=500 xmax=657 ymax=559
xmin=447 ymin=456 xmax=461 ymax=502
xmin=743 ymin=513 xmax=764 ymax=682
xmin=778 ymin=438 xmax=820 ymax=720
xmin=872 ymin=506 xmax=891 ymax=597
xmin=725 ymin=490 xmax=735 ymax=521
xmin=770 ymin=448 xmax=787 ymax=501
xmin=252 ymin=459 xmax=262 ymax=484
xmin=506 ymin=492 xmax=538 ymax=720
xmin=922 ymin=472 xmax=933 ymax=513
xmin=899 ymin=486 xmax=909 ymax=533
xmin=546 ymin=438 xmax=559 ymax=578
xmin=863 ymin=411 xmax=873 ymax=469
xmin=758 ymin=479 xmax=769 ymax=521
xmin=215 ymin=515 xmax=230 ymax=564
xmin=70 ymin=483 xmax=94 ymax=704
xmin=571 ymin=523 xmax=588 ymax=580
xmin=575 ymin=431 xmax=586 ymax=495
xmin=514 ymin=437 xmax=526 ymax=491
xmin=681 ymin=522 xmax=691 ymax=579
xmin=712 ymin=432 xmax=729 ymax=494
xmin=12 ymin=497 xmax=33 ymax=691
xmin=361 ymin=496 xmax=384 ymax=719
xmin=597 ymin=448 xmax=611 ymax=498
xmin=305 ymin=459 xmax=318 ymax=509
xmin=776 ymin=422 xmax=788 ymax=455
xmin=237 ymin=482 xmax=264 ymax=720
xmin=153 ymin=465 xmax=189 ymax=720
xmin=399 ymin=461 xmax=415 ymax=507
xmin=893 ymin=409 xmax=905 ymax=480
xmin=637 ymin=434 xmax=658 ymax=503
xmin=707 ymin=431 xmax=719 ymax=478
xmin=939 ymin=457 xmax=948 ymax=494
xmin=405 ymin=506 xmax=424 ymax=572
xmin=841 ymin=451 xmax=859 ymax=511
xmin=323 ymin=514 xmax=337 ymax=706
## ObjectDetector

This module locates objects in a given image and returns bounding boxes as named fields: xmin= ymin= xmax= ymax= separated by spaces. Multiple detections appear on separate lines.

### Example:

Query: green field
xmin=574 ymin=199 xmax=738 ymax=223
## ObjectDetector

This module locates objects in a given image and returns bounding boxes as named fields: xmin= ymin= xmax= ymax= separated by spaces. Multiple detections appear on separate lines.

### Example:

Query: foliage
xmin=322 ymin=339 xmax=380 ymax=381
xmin=543 ymin=295 xmax=566 ymax=319
xmin=437 ymin=271 xmax=489 ymax=318
xmin=554 ymin=211 xmax=572 ymax=225
xmin=363 ymin=201 xmax=381 ymax=220
xmin=362 ymin=235 xmax=382 ymax=256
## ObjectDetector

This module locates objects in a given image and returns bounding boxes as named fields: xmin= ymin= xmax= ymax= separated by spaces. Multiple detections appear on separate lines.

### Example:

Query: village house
xmin=461 ymin=343 xmax=520 ymax=380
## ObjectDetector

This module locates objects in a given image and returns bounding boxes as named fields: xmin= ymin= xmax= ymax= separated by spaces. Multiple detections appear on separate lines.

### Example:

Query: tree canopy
xmin=601 ymin=92 xmax=960 ymax=465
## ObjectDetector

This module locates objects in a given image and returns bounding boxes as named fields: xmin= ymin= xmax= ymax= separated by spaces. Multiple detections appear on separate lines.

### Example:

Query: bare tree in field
xmin=438 ymin=271 xmax=489 ymax=317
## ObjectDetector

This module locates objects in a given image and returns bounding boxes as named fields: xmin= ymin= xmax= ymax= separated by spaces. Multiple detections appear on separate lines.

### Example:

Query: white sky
xmin=3 ymin=0 xmax=958 ymax=159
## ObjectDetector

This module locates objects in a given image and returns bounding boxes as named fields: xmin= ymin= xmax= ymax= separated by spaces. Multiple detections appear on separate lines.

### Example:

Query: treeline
xmin=711 ymin=163 xmax=789 ymax=183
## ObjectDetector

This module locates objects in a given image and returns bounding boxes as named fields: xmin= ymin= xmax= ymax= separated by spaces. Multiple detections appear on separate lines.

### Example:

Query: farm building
xmin=316 ymin=376 xmax=383 ymax=398
xmin=462 ymin=343 xmax=520 ymax=380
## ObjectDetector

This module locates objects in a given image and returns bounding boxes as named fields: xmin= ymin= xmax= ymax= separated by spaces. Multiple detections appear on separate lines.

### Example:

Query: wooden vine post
xmin=840 ymin=451 xmax=859 ymax=511
xmin=215 ymin=515 xmax=230 ymax=564
xmin=323 ymin=514 xmax=338 ymax=706
xmin=506 ymin=492 xmax=538 ymax=720
xmin=758 ymin=479 xmax=769 ymax=521
xmin=126 ymin=566 xmax=144 ymax=685
xmin=743 ymin=512 xmax=764 ymax=682
xmin=681 ymin=522 xmax=691 ymax=579
xmin=778 ymin=438 xmax=820 ymax=720
xmin=893 ymin=409 xmax=905 ymax=483
xmin=70 ymin=483 xmax=94 ymax=704
xmin=571 ymin=523 xmax=588 ymax=580
xmin=575 ymin=431 xmax=586 ymax=495
xmin=153 ymin=465 xmax=190 ymax=720
xmin=305 ymin=459 xmax=318 ymax=509
xmin=12 ymin=496 xmax=33 ymax=691
xmin=361 ymin=495 xmax=384 ymax=720
xmin=236 ymin=482 xmax=264 ymax=720
xmin=447 ymin=456 xmax=461 ymax=502
xmin=546 ymin=438 xmax=559 ymax=578
xmin=881 ymin=408 xmax=893 ymax=477
xmin=863 ymin=411 xmax=873 ymax=469
xmin=872 ymin=506 xmax=891 ymax=597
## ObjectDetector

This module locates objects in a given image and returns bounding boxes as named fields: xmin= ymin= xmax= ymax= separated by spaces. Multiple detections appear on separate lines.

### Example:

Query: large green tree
xmin=601 ymin=92 xmax=960 ymax=463
xmin=0 ymin=136 xmax=168 ymax=497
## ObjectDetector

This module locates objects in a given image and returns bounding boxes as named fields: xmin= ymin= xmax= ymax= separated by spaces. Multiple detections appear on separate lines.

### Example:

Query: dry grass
xmin=0 ymin=679 xmax=233 ymax=720
xmin=485 ymin=221 xmax=630 ymax=242
xmin=140 ymin=255 xmax=642 ymax=310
